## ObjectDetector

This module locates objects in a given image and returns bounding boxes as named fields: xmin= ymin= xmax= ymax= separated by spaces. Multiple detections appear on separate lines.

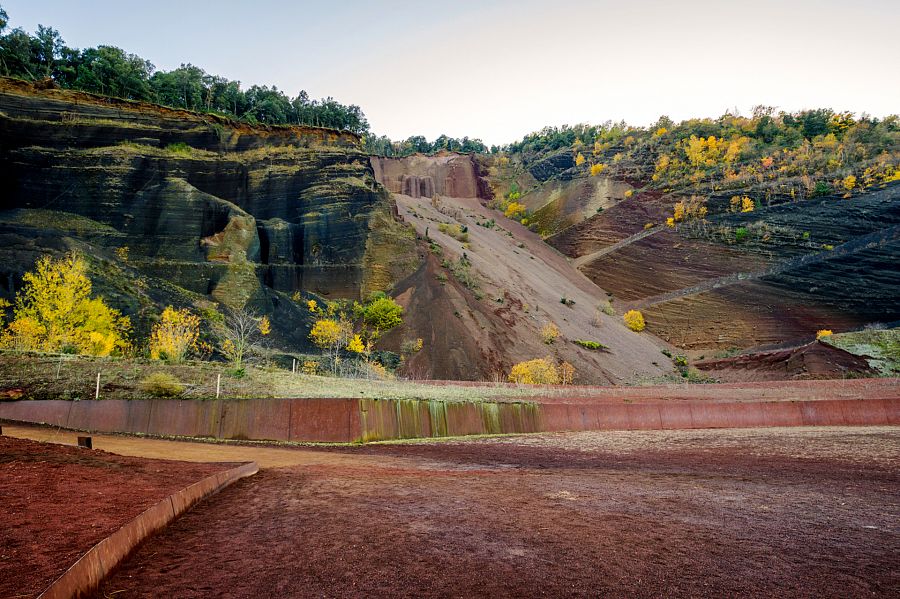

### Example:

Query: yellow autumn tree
xmin=504 ymin=202 xmax=527 ymax=219
xmin=575 ymin=152 xmax=586 ymax=166
xmin=673 ymin=196 xmax=707 ymax=222
xmin=310 ymin=318 xmax=352 ymax=373
xmin=816 ymin=329 xmax=833 ymax=339
xmin=623 ymin=310 xmax=645 ymax=332
xmin=541 ymin=322 xmax=560 ymax=344
xmin=150 ymin=306 xmax=199 ymax=363
xmin=590 ymin=163 xmax=607 ymax=176
xmin=0 ymin=252 xmax=131 ymax=356
xmin=508 ymin=358 xmax=559 ymax=384
xmin=730 ymin=196 xmax=754 ymax=213
xmin=558 ymin=361 xmax=575 ymax=385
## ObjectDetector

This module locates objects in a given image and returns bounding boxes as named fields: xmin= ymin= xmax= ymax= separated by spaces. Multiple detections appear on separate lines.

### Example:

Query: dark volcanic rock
xmin=0 ymin=78 xmax=417 ymax=347
xmin=527 ymin=151 xmax=576 ymax=182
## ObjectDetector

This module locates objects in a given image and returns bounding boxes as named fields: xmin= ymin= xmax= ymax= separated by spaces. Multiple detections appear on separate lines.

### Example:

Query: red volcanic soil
xmin=97 ymin=427 xmax=899 ymax=598
xmin=0 ymin=436 xmax=231 ymax=598
xmin=695 ymin=340 xmax=878 ymax=382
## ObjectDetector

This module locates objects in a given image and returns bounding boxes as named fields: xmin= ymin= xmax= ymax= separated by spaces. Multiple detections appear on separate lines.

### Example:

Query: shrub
xmin=508 ymin=358 xmax=559 ymax=384
xmin=140 ymin=372 xmax=184 ymax=397
xmin=734 ymin=227 xmax=749 ymax=243
xmin=363 ymin=296 xmax=404 ymax=333
xmin=623 ymin=310 xmax=645 ymax=332
xmin=401 ymin=338 xmax=424 ymax=354
xmin=558 ymin=361 xmax=575 ymax=385
xmin=150 ymin=306 xmax=200 ymax=363
xmin=301 ymin=360 xmax=319 ymax=375
xmin=541 ymin=322 xmax=560 ymax=344
xmin=816 ymin=329 xmax=834 ymax=339
xmin=504 ymin=202 xmax=527 ymax=219
xmin=575 ymin=339 xmax=607 ymax=350
xmin=590 ymin=163 xmax=607 ymax=176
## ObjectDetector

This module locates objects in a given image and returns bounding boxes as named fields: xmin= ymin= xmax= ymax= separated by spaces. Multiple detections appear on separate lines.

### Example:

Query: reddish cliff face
xmin=371 ymin=153 xmax=492 ymax=200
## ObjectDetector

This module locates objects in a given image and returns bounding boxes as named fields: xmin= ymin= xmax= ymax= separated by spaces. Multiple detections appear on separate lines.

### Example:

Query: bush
xmin=140 ymin=372 xmax=184 ymax=397
xmin=575 ymin=339 xmax=607 ymax=350
xmin=541 ymin=322 xmax=560 ymax=344
xmin=508 ymin=358 xmax=559 ymax=384
xmin=623 ymin=310 xmax=646 ymax=332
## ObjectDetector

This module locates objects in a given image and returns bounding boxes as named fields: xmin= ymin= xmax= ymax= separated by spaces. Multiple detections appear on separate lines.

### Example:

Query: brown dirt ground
xmin=0 ymin=435 xmax=233 ymax=599
xmin=94 ymin=426 xmax=899 ymax=598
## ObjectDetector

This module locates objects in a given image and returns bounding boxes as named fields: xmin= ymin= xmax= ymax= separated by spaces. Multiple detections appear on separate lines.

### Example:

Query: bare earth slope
xmin=372 ymin=156 xmax=668 ymax=383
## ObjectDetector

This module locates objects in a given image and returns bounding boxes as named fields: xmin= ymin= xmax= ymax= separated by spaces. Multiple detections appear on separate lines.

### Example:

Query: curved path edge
xmin=38 ymin=460 xmax=259 ymax=599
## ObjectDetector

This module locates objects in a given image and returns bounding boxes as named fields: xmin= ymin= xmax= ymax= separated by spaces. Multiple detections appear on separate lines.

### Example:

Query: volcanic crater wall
xmin=0 ymin=78 xmax=416 ymax=341
xmin=370 ymin=153 xmax=492 ymax=200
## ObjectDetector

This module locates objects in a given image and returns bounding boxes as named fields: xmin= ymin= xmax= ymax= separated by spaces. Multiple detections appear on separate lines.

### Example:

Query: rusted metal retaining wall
xmin=0 ymin=398 xmax=360 ymax=442
xmin=540 ymin=398 xmax=899 ymax=432
xmin=39 ymin=461 xmax=258 ymax=599
xmin=1 ymin=396 xmax=898 ymax=443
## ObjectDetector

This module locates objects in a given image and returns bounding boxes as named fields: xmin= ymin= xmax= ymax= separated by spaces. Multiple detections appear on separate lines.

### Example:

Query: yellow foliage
xmin=114 ymin=246 xmax=129 ymax=263
xmin=149 ymin=306 xmax=199 ymax=363
xmin=0 ymin=252 xmax=130 ymax=356
xmin=816 ymin=329 xmax=833 ymax=339
xmin=590 ymin=163 xmax=607 ymax=176
xmin=623 ymin=310 xmax=645 ymax=332
xmin=624 ymin=189 xmax=634 ymax=199
xmin=723 ymin=137 xmax=750 ymax=163
xmin=540 ymin=322 xmax=560 ymax=344
xmin=842 ymin=175 xmax=857 ymax=191
xmin=310 ymin=319 xmax=348 ymax=349
xmin=558 ymin=361 xmax=575 ymax=385
xmin=301 ymin=360 xmax=319 ymax=375
xmin=347 ymin=334 xmax=365 ymax=354
xmin=654 ymin=127 xmax=668 ymax=137
xmin=672 ymin=196 xmax=707 ymax=223
xmin=655 ymin=154 xmax=671 ymax=172
xmin=666 ymin=217 xmax=675 ymax=228
xmin=259 ymin=315 xmax=271 ymax=336
xmin=508 ymin=358 xmax=559 ymax=384
xmin=504 ymin=202 xmax=527 ymax=219
xmin=730 ymin=196 xmax=754 ymax=213
xmin=307 ymin=299 xmax=318 ymax=313
xmin=575 ymin=152 xmax=586 ymax=166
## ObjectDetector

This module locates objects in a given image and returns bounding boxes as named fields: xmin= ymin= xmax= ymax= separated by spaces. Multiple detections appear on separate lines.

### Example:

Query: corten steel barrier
xmin=38 ymin=461 xmax=258 ymax=599
xmin=1 ymin=393 xmax=898 ymax=443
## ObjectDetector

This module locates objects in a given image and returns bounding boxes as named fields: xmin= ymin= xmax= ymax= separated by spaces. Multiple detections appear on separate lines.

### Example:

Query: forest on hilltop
xmin=0 ymin=5 xmax=370 ymax=134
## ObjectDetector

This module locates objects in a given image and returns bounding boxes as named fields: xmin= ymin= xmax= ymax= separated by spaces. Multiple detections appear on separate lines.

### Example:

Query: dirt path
xmin=92 ymin=426 xmax=898 ymax=598
xmin=2 ymin=425 xmax=412 ymax=470
xmin=0 ymin=435 xmax=231 ymax=598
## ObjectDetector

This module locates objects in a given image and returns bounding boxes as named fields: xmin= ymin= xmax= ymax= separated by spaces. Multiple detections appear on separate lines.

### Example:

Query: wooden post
xmin=216 ymin=373 xmax=221 ymax=399
xmin=292 ymin=358 xmax=296 ymax=374
xmin=95 ymin=372 xmax=100 ymax=400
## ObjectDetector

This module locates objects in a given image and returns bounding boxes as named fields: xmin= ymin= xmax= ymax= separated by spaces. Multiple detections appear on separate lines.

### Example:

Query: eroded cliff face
xmin=0 ymin=78 xmax=416 ymax=345
xmin=370 ymin=153 xmax=492 ymax=200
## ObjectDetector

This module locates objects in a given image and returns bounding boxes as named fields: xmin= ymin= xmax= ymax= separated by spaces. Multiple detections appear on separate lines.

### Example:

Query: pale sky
xmin=5 ymin=0 xmax=900 ymax=145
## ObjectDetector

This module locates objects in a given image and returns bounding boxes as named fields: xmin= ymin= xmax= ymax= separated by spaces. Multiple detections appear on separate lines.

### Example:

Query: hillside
xmin=371 ymin=154 xmax=668 ymax=383
xmin=484 ymin=114 xmax=900 ymax=353
xmin=0 ymin=78 xmax=417 ymax=350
